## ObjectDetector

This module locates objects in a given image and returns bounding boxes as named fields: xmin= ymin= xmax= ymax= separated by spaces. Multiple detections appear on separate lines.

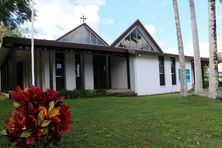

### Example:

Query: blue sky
xmin=30 ymin=0 xmax=222 ymax=57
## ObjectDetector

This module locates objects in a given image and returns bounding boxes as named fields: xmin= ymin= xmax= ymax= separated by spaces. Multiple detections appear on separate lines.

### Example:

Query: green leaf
xmin=0 ymin=130 xmax=7 ymax=136
xmin=20 ymin=131 xmax=32 ymax=138
xmin=13 ymin=101 xmax=20 ymax=108
xmin=41 ymin=120 xmax=51 ymax=128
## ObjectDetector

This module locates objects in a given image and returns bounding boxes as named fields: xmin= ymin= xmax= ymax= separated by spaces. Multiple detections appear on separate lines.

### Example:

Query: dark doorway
xmin=55 ymin=53 xmax=65 ymax=91
xmin=93 ymin=55 xmax=107 ymax=89
xmin=17 ymin=62 xmax=23 ymax=89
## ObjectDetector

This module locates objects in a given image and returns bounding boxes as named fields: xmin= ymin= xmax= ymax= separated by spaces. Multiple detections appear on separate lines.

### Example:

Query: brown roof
xmin=1 ymin=37 xmax=209 ymax=62
xmin=110 ymin=19 xmax=163 ymax=53
xmin=1 ymin=37 xmax=126 ymax=54
xmin=0 ymin=37 xmax=208 ymax=61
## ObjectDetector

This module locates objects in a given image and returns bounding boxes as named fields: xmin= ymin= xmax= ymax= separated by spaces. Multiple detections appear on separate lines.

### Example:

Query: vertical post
xmin=106 ymin=55 xmax=110 ymax=89
xmin=31 ymin=0 xmax=35 ymax=85
xmin=126 ymin=54 xmax=131 ymax=89
xmin=11 ymin=48 xmax=17 ymax=89
xmin=49 ymin=50 xmax=53 ymax=89
xmin=201 ymin=61 xmax=205 ymax=89
xmin=80 ymin=52 xmax=85 ymax=90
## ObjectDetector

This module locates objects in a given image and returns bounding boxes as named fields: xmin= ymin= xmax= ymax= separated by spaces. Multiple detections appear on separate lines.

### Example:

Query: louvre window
xmin=55 ymin=53 xmax=65 ymax=91
xmin=170 ymin=57 xmax=176 ymax=85
xmin=159 ymin=56 xmax=165 ymax=86
xmin=59 ymin=26 xmax=106 ymax=46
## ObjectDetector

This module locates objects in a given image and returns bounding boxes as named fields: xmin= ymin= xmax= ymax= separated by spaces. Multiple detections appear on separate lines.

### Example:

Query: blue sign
xmin=178 ymin=69 xmax=190 ymax=83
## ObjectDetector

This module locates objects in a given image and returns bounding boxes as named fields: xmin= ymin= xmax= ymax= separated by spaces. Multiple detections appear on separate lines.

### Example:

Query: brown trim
xmin=134 ymin=50 xmax=196 ymax=60
xmin=2 ymin=37 xmax=127 ymax=54
xmin=56 ymin=23 xmax=109 ymax=46
xmin=110 ymin=19 xmax=163 ymax=53
xmin=1 ymin=37 xmax=209 ymax=65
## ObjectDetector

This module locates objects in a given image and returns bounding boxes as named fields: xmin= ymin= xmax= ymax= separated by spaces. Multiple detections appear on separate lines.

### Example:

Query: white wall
xmin=84 ymin=54 xmax=94 ymax=90
xmin=111 ymin=56 xmax=128 ymax=89
xmin=65 ymin=53 xmax=76 ymax=90
xmin=129 ymin=56 xmax=136 ymax=91
xmin=134 ymin=55 xmax=193 ymax=95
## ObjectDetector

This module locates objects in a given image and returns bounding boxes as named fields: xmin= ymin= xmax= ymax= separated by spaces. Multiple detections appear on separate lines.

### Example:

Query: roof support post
xmin=80 ymin=52 xmax=85 ymax=90
xmin=106 ymin=54 xmax=111 ymax=89
xmin=49 ymin=50 xmax=53 ymax=89
xmin=11 ymin=48 xmax=17 ymax=90
xmin=126 ymin=54 xmax=131 ymax=89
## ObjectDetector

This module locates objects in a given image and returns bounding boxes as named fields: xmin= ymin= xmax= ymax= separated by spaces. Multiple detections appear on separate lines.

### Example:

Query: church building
xmin=0 ymin=20 xmax=208 ymax=95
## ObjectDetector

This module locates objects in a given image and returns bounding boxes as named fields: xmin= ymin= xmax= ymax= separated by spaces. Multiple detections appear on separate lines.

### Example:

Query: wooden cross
xmin=80 ymin=15 xmax=87 ymax=23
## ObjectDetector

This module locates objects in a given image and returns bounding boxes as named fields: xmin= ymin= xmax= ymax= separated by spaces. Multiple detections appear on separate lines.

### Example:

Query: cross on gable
xmin=80 ymin=15 xmax=87 ymax=23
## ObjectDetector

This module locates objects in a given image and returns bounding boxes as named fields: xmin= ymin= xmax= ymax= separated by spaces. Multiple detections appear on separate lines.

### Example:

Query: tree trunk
xmin=189 ymin=0 xmax=203 ymax=95
xmin=172 ymin=0 xmax=188 ymax=97
xmin=208 ymin=0 xmax=218 ymax=99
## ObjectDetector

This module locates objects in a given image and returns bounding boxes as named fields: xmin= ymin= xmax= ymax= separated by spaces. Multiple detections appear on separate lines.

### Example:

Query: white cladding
xmin=133 ymin=55 xmax=193 ymax=95
xmin=13 ymin=50 xmax=195 ymax=96
xmin=84 ymin=54 xmax=94 ymax=90
xmin=65 ymin=53 xmax=76 ymax=90
xmin=110 ymin=56 xmax=128 ymax=89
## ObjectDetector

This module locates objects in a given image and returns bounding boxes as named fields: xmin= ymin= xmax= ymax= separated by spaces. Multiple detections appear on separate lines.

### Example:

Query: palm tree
xmin=208 ymin=0 xmax=218 ymax=99
xmin=172 ymin=0 xmax=188 ymax=97
xmin=189 ymin=0 xmax=203 ymax=95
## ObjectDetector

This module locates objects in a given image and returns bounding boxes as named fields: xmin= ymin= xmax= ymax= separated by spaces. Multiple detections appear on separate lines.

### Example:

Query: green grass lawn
xmin=1 ymin=93 xmax=222 ymax=147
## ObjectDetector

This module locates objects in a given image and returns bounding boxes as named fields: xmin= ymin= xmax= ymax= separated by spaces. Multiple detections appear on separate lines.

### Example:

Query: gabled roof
xmin=57 ymin=23 xmax=109 ymax=46
xmin=111 ymin=19 xmax=163 ymax=53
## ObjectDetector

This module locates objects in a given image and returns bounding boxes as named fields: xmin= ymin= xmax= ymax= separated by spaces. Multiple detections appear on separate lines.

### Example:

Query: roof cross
xmin=80 ymin=15 xmax=87 ymax=23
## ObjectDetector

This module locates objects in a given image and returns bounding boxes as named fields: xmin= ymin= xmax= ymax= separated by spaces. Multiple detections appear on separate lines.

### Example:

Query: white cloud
xmin=22 ymin=0 xmax=106 ymax=40
xmin=102 ymin=18 xmax=114 ymax=26
xmin=145 ymin=24 xmax=156 ymax=37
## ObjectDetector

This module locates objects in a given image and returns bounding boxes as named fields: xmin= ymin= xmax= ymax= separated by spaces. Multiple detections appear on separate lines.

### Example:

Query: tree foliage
xmin=0 ymin=0 xmax=32 ymax=29
xmin=0 ymin=25 xmax=22 ymax=44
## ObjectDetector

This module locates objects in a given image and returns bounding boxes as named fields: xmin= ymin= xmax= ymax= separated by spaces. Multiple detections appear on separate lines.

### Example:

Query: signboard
xmin=178 ymin=69 xmax=190 ymax=83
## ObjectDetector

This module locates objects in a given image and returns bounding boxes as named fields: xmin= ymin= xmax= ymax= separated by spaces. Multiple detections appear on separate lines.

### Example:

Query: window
xmin=170 ymin=57 xmax=176 ymax=85
xmin=159 ymin=56 xmax=165 ymax=86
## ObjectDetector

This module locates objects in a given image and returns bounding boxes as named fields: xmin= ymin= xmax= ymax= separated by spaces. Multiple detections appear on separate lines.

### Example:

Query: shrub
xmin=1 ymin=86 xmax=71 ymax=147
xmin=62 ymin=89 xmax=109 ymax=99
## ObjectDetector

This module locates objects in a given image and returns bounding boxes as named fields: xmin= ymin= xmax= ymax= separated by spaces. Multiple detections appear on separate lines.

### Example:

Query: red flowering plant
xmin=1 ymin=86 xmax=71 ymax=147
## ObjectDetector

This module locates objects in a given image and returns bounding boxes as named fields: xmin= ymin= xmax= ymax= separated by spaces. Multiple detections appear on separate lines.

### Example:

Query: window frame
xmin=170 ymin=57 xmax=177 ymax=85
xmin=159 ymin=56 xmax=165 ymax=86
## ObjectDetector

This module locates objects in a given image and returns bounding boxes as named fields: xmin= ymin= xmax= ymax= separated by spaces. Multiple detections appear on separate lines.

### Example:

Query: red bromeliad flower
xmin=2 ymin=86 xmax=71 ymax=147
